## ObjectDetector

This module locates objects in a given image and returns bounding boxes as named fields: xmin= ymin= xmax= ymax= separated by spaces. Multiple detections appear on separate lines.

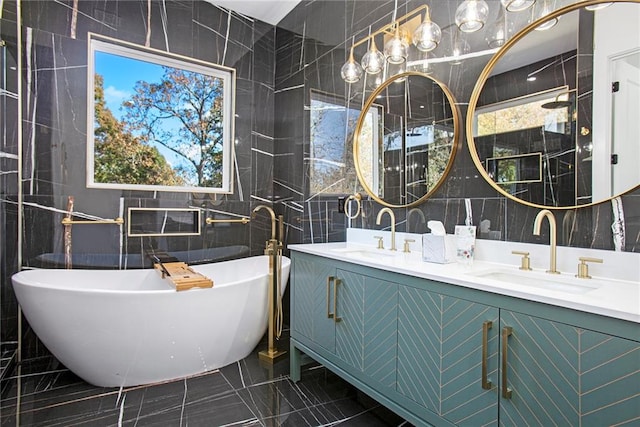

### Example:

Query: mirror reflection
xmin=354 ymin=72 xmax=458 ymax=207
xmin=468 ymin=1 xmax=640 ymax=208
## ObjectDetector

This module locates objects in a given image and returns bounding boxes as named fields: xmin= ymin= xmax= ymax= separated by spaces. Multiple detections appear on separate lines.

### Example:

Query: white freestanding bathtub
xmin=11 ymin=255 xmax=290 ymax=387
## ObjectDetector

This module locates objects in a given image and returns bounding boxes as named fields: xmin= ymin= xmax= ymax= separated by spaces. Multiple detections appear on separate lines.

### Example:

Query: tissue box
xmin=422 ymin=234 xmax=456 ymax=264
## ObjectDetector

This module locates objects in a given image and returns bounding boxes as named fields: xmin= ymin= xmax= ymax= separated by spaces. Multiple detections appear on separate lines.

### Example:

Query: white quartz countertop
xmin=289 ymin=236 xmax=640 ymax=324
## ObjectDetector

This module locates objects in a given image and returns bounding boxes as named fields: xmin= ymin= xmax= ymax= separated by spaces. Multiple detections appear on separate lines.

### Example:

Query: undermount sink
xmin=330 ymin=247 xmax=398 ymax=260
xmin=468 ymin=268 xmax=603 ymax=294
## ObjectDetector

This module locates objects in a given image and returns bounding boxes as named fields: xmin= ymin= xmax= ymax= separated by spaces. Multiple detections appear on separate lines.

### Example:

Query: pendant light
xmin=384 ymin=26 xmax=409 ymax=64
xmin=585 ymin=2 xmax=612 ymax=11
xmin=500 ymin=0 xmax=536 ymax=12
xmin=486 ymin=5 xmax=511 ymax=48
xmin=341 ymin=48 xmax=363 ymax=84
xmin=455 ymin=0 xmax=490 ymax=33
xmin=451 ymin=28 xmax=470 ymax=64
xmin=413 ymin=6 xmax=442 ymax=52
xmin=534 ymin=0 xmax=558 ymax=31
xmin=361 ymin=39 xmax=385 ymax=74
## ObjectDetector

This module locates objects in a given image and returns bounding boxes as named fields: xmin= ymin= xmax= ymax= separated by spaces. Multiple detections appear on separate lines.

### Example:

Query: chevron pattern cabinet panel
xmin=578 ymin=328 xmax=640 ymax=426
xmin=335 ymin=269 xmax=365 ymax=371
xmin=363 ymin=276 xmax=398 ymax=388
xmin=397 ymin=285 xmax=500 ymax=425
xmin=397 ymin=285 xmax=442 ymax=413
xmin=499 ymin=311 xmax=640 ymax=426
xmin=441 ymin=296 xmax=499 ymax=426
xmin=499 ymin=310 xmax=581 ymax=426
xmin=291 ymin=256 xmax=337 ymax=353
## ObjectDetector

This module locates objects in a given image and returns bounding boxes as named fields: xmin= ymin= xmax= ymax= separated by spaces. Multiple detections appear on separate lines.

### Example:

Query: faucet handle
xmin=403 ymin=238 xmax=415 ymax=253
xmin=576 ymin=257 xmax=603 ymax=279
xmin=511 ymin=251 xmax=532 ymax=271
xmin=374 ymin=235 xmax=384 ymax=250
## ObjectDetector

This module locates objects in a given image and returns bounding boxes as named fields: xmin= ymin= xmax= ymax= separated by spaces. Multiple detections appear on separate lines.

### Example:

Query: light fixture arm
xmin=349 ymin=4 xmax=431 ymax=52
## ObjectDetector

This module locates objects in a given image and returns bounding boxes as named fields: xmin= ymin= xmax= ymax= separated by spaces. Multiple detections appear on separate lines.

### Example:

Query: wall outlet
xmin=337 ymin=196 xmax=346 ymax=213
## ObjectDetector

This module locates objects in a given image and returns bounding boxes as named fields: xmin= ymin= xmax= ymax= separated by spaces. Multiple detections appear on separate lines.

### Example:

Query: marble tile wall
xmin=1 ymin=1 xmax=20 ymax=353
xmin=0 ymin=0 xmax=278 ymax=356
xmin=274 ymin=0 xmax=640 ymax=253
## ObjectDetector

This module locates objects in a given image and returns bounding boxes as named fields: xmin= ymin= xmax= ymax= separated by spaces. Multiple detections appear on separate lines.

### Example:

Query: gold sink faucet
xmin=376 ymin=207 xmax=397 ymax=251
xmin=533 ymin=209 xmax=560 ymax=274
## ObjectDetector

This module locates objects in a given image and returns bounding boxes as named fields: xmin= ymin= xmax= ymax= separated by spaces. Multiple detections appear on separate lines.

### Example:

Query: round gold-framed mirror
xmin=467 ymin=0 xmax=640 ymax=209
xmin=353 ymin=71 xmax=459 ymax=208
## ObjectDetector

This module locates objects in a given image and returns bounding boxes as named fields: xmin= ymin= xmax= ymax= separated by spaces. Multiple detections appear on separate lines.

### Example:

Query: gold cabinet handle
xmin=326 ymin=276 xmax=334 ymax=319
xmin=502 ymin=326 xmax=513 ymax=399
xmin=333 ymin=278 xmax=342 ymax=323
xmin=481 ymin=321 xmax=493 ymax=390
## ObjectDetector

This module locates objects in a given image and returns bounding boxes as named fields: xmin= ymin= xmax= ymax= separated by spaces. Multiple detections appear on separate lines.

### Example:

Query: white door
xmin=611 ymin=50 xmax=640 ymax=195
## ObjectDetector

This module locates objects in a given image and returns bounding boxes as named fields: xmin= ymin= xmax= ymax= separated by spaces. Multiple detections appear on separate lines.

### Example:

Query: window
xmin=87 ymin=34 xmax=235 ymax=193
xmin=309 ymin=91 xmax=382 ymax=196
xmin=474 ymin=88 xmax=570 ymax=137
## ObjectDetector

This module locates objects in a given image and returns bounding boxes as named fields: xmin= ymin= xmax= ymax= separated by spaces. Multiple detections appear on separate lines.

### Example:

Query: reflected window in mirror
xmin=474 ymin=87 xmax=570 ymax=137
xmin=309 ymin=90 xmax=375 ymax=195
xmin=87 ymin=34 xmax=235 ymax=194
xmin=467 ymin=1 xmax=640 ymax=209
xmin=354 ymin=72 xmax=459 ymax=208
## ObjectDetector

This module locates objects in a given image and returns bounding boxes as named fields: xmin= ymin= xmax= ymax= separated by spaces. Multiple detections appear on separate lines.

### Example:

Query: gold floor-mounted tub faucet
xmin=251 ymin=204 xmax=286 ymax=363
xmin=533 ymin=209 xmax=560 ymax=274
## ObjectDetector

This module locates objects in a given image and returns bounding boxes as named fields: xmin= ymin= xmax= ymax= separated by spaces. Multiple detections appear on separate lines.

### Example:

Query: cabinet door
xmin=580 ymin=329 xmax=640 ymax=425
xmin=333 ymin=269 xmax=399 ymax=384
xmin=499 ymin=311 xmax=580 ymax=426
xmin=500 ymin=311 xmax=640 ymax=426
xmin=397 ymin=285 xmax=499 ymax=426
xmin=334 ymin=269 xmax=364 ymax=371
xmin=291 ymin=256 xmax=336 ymax=353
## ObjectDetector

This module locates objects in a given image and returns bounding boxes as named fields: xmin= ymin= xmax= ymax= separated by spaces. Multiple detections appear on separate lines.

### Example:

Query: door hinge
xmin=611 ymin=154 xmax=619 ymax=165
xmin=612 ymin=81 xmax=620 ymax=93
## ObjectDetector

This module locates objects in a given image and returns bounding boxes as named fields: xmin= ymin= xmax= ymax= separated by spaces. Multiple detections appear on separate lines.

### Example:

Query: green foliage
xmin=93 ymin=74 xmax=182 ymax=186
xmin=121 ymin=68 xmax=226 ymax=187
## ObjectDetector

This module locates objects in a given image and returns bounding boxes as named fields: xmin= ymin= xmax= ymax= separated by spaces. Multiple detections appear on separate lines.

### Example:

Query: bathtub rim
xmin=12 ymin=254 xmax=291 ymax=295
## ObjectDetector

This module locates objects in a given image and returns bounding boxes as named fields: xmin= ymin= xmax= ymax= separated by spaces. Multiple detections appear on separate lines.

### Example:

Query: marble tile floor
xmin=0 ymin=332 xmax=412 ymax=426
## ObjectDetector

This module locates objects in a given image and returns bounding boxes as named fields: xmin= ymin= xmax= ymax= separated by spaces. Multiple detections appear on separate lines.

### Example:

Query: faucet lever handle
xmin=511 ymin=251 xmax=532 ymax=271
xmin=576 ymin=257 xmax=603 ymax=279
xmin=403 ymin=238 xmax=415 ymax=253
xmin=374 ymin=235 xmax=384 ymax=250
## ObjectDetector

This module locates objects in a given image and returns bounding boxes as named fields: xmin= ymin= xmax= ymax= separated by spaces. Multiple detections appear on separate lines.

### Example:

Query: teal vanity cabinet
xmin=289 ymin=250 xmax=640 ymax=427
xmin=290 ymin=254 xmax=399 ymax=385
xmin=396 ymin=285 xmax=499 ymax=426
xmin=499 ymin=310 xmax=640 ymax=426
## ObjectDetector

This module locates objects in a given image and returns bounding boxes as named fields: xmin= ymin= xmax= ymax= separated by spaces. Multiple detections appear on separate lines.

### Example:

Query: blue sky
xmin=95 ymin=51 xmax=163 ymax=121
xmin=94 ymin=51 xmax=194 ymax=181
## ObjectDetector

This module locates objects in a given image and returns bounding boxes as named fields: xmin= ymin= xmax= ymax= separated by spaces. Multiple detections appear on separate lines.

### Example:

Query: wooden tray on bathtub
xmin=154 ymin=262 xmax=213 ymax=291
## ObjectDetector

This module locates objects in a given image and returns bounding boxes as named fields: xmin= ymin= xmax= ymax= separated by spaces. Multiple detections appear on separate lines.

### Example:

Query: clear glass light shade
xmin=341 ymin=55 xmax=363 ymax=83
xmin=585 ymin=2 xmax=612 ymax=11
xmin=407 ymin=49 xmax=432 ymax=75
xmin=451 ymin=34 xmax=470 ymax=64
xmin=384 ymin=32 xmax=409 ymax=64
xmin=486 ymin=7 xmax=511 ymax=48
xmin=387 ymin=61 xmax=406 ymax=81
xmin=455 ymin=0 xmax=490 ymax=33
xmin=413 ymin=20 xmax=442 ymax=52
xmin=361 ymin=43 xmax=385 ymax=74
xmin=534 ymin=0 xmax=558 ymax=31
xmin=500 ymin=0 xmax=536 ymax=12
